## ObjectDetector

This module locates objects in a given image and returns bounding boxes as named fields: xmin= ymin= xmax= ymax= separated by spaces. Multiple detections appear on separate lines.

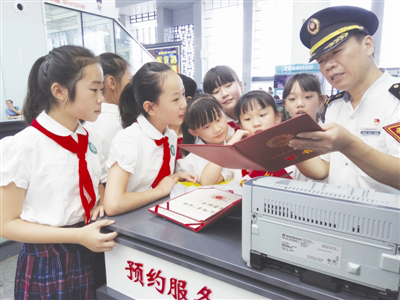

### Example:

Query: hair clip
xmin=43 ymin=58 xmax=53 ymax=77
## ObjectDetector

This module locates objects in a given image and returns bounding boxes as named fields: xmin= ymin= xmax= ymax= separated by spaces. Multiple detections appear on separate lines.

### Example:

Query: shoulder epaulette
xmin=324 ymin=92 xmax=344 ymax=106
xmin=389 ymin=83 xmax=400 ymax=100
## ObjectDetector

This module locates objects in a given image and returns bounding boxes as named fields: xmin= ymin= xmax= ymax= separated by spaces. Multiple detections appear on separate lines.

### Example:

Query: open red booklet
xmin=148 ymin=188 xmax=242 ymax=232
xmin=179 ymin=113 xmax=322 ymax=172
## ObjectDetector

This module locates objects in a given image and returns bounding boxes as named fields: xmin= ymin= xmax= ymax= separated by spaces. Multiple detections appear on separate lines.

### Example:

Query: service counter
xmin=97 ymin=197 xmax=368 ymax=300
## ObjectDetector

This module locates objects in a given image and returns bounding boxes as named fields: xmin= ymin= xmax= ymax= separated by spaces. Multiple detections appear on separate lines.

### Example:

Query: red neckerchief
xmin=31 ymin=119 xmax=96 ymax=225
xmin=176 ymin=137 xmax=183 ymax=161
xmin=152 ymin=136 xmax=171 ymax=188
xmin=227 ymin=121 xmax=240 ymax=132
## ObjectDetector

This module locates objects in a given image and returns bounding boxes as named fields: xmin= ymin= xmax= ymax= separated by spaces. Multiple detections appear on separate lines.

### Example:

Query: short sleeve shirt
xmin=84 ymin=103 xmax=123 ymax=183
xmin=323 ymin=71 xmax=400 ymax=193
xmin=176 ymin=139 xmax=235 ymax=182
xmin=0 ymin=111 xmax=102 ymax=226
xmin=106 ymin=114 xmax=177 ymax=192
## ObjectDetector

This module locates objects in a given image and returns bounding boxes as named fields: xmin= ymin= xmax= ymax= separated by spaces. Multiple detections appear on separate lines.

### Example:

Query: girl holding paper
xmin=234 ymin=90 xmax=291 ymax=179
xmin=177 ymin=94 xmax=249 ymax=185
xmin=282 ymin=73 xmax=328 ymax=181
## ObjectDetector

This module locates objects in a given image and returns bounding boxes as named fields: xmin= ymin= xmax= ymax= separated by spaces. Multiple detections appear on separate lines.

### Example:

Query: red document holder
xmin=179 ymin=113 xmax=323 ymax=172
xmin=148 ymin=188 xmax=242 ymax=232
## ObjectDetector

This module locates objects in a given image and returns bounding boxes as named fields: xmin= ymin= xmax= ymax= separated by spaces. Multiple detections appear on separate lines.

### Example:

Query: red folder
xmin=148 ymin=188 xmax=242 ymax=232
xmin=179 ymin=113 xmax=322 ymax=172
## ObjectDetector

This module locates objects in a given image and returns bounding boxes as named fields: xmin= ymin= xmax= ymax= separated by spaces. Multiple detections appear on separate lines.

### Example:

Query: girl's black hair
xmin=178 ymin=74 xmax=197 ymax=98
xmin=235 ymin=90 xmax=279 ymax=124
xmin=97 ymin=52 xmax=130 ymax=82
xmin=282 ymin=73 xmax=322 ymax=121
xmin=23 ymin=45 xmax=97 ymax=125
xmin=119 ymin=62 xmax=172 ymax=129
xmin=181 ymin=94 xmax=224 ymax=151
xmin=203 ymin=65 xmax=240 ymax=94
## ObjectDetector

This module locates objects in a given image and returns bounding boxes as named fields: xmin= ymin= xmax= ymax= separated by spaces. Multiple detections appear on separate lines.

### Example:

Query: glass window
xmin=115 ymin=21 xmax=149 ymax=72
xmin=202 ymin=0 xmax=243 ymax=78
xmin=45 ymin=4 xmax=83 ymax=49
xmin=82 ymin=13 xmax=115 ymax=55
xmin=251 ymin=0 xmax=293 ymax=77
xmin=130 ymin=19 xmax=157 ymax=45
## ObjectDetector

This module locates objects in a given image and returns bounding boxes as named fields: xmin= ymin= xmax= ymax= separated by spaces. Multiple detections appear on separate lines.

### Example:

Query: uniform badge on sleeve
xmin=170 ymin=144 xmax=176 ymax=156
xmin=88 ymin=142 xmax=97 ymax=154
xmin=383 ymin=122 xmax=400 ymax=143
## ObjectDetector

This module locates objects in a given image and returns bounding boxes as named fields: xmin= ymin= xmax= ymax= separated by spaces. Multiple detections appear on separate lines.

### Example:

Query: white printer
xmin=242 ymin=177 xmax=400 ymax=298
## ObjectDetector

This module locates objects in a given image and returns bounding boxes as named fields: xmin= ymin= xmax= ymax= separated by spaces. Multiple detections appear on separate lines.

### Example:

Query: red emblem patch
xmin=383 ymin=122 xmax=400 ymax=143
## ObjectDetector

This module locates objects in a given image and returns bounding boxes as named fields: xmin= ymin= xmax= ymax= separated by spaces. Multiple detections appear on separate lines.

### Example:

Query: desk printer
xmin=242 ymin=177 xmax=400 ymax=299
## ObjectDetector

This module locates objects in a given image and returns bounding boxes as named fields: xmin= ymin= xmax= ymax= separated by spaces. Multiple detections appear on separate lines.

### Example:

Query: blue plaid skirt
xmin=14 ymin=222 xmax=99 ymax=300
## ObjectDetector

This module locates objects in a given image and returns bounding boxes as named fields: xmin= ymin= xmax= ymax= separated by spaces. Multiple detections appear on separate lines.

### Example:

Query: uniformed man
xmin=289 ymin=6 xmax=400 ymax=192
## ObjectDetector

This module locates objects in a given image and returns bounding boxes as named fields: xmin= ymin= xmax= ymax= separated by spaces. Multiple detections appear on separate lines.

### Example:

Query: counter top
xmin=102 ymin=197 xmax=370 ymax=300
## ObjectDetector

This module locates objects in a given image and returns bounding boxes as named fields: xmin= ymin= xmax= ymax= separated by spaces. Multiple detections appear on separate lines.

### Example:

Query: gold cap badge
xmin=308 ymin=18 xmax=320 ymax=35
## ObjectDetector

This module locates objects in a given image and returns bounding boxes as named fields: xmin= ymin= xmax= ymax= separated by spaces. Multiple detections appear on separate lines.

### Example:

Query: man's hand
xmin=288 ymin=123 xmax=355 ymax=155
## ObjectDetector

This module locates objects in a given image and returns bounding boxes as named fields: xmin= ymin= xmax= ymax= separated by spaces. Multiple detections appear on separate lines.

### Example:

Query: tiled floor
xmin=0 ymin=255 xmax=17 ymax=300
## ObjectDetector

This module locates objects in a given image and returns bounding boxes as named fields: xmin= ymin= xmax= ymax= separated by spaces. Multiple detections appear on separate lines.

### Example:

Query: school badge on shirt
xmin=383 ymin=122 xmax=400 ymax=143
xmin=170 ymin=144 xmax=176 ymax=156
xmin=89 ymin=142 xmax=97 ymax=154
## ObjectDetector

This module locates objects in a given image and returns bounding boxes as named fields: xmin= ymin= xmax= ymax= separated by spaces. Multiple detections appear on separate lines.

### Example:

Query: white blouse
xmin=106 ymin=114 xmax=177 ymax=192
xmin=84 ymin=103 xmax=123 ymax=183
xmin=0 ymin=111 xmax=102 ymax=226
xmin=176 ymin=139 xmax=235 ymax=183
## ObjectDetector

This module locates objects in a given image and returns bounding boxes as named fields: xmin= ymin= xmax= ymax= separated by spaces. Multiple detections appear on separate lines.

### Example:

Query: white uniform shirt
xmin=323 ymin=71 xmax=400 ymax=193
xmin=84 ymin=103 xmax=123 ymax=183
xmin=106 ymin=114 xmax=177 ymax=192
xmin=285 ymin=165 xmax=327 ymax=183
xmin=0 ymin=111 xmax=102 ymax=226
xmin=176 ymin=139 xmax=235 ymax=182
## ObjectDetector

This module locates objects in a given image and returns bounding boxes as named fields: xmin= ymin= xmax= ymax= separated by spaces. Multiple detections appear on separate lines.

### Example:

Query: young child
xmin=103 ymin=62 xmax=197 ymax=216
xmin=177 ymin=94 xmax=249 ymax=185
xmin=235 ymin=90 xmax=281 ymax=136
xmin=84 ymin=52 xmax=132 ymax=184
xmin=203 ymin=65 xmax=243 ymax=134
xmin=0 ymin=45 xmax=118 ymax=299
xmin=282 ymin=73 xmax=328 ymax=181
xmin=234 ymin=90 xmax=290 ymax=178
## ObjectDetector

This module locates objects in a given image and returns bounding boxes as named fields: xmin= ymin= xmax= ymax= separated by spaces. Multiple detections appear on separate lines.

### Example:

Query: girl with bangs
xmin=234 ymin=90 xmax=290 ymax=179
xmin=177 ymin=94 xmax=249 ymax=185
xmin=282 ymin=73 xmax=328 ymax=181
xmin=203 ymin=66 xmax=243 ymax=134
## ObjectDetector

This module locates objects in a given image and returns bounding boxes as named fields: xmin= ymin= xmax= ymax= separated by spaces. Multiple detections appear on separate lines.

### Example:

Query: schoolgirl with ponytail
xmin=84 ymin=52 xmax=132 ymax=184
xmin=1 ymin=45 xmax=118 ymax=299
xmin=104 ymin=62 xmax=197 ymax=216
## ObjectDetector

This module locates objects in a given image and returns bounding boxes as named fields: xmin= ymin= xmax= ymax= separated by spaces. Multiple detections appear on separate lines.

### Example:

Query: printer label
xmin=281 ymin=233 xmax=341 ymax=268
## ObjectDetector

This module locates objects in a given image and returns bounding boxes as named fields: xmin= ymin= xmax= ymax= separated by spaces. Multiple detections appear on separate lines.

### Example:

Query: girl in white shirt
xmin=0 ymin=45 xmax=117 ymax=299
xmin=104 ymin=62 xmax=196 ymax=216
xmin=84 ymin=53 xmax=132 ymax=184
xmin=234 ymin=90 xmax=291 ymax=179
xmin=282 ymin=73 xmax=328 ymax=181
xmin=203 ymin=65 xmax=244 ymax=134
xmin=177 ymin=94 xmax=249 ymax=185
